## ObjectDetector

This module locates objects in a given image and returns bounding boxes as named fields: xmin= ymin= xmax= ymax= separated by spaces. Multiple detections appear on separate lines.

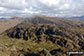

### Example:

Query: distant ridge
xmin=70 ymin=16 xmax=84 ymax=20
xmin=0 ymin=18 xmax=6 ymax=20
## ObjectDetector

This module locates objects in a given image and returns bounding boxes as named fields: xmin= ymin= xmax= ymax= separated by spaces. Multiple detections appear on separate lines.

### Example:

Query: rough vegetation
xmin=0 ymin=16 xmax=84 ymax=56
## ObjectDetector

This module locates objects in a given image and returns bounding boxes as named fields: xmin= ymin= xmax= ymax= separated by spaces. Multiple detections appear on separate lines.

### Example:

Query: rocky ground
xmin=0 ymin=16 xmax=84 ymax=56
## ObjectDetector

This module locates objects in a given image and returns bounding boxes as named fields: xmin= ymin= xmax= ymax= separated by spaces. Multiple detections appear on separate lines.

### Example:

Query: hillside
xmin=0 ymin=16 xmax=23 ymax=34
xmin=24 ymin=16 xmax=82 ymax=26
xmin=0 ymin=16 xmax=84 ymax=56
xmin=71 ymin=16 xmax=84 ymax=20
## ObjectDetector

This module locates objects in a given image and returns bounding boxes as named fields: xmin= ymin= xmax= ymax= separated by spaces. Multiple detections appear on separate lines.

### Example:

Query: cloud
xmin=0 ymin=0 xmax=84 ymax=17
xmin=0 ymin=0 xmax=27 ymax=9
xmin=38 ymin=0 xmax=60 ymax=6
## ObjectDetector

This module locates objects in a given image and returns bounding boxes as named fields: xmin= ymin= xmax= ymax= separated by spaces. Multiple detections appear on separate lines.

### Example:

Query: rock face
xmin=6 ymin=23 xmax=84 ymax=47
xmin=1 ymin=16 xmax=84 ymax=56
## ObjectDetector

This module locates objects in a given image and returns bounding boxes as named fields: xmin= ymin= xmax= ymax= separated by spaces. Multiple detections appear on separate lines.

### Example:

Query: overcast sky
xmin=0 ymin=0 xmax=84 ymax=18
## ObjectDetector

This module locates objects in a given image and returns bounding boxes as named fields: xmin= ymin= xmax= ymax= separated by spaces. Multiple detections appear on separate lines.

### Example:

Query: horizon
xmin=0 ymin=15 xmax=84 ymax=20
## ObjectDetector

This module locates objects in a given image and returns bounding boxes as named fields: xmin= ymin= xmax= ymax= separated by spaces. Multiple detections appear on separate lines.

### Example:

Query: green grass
xmin=0 ymin=34 xmax=61 ymax=56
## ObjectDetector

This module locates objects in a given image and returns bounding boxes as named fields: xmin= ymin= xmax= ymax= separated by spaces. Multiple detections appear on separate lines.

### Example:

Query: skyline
xmin=0 ymin=0 xmax=84 ymax=18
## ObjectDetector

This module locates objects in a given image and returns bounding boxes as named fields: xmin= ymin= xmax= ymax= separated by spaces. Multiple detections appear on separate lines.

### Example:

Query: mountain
xmin=24 ymin=16 xmax=83 ymax=26
xmin=0 ymin=16 xmax=84 ymax=56
xmin=70 ymin=16 xmax=84 ymax=20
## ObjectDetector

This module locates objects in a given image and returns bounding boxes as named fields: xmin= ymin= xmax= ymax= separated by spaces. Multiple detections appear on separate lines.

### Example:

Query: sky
xmin=0 ymin=0 xmax=84 ymax=18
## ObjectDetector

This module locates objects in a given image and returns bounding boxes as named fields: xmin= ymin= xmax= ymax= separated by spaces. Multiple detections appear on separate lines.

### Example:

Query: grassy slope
xmin=0 ymin=19 xmax=19 ymax=34
xmin=0 ymin=34 xmax=84 ymax=56
xmin=0 ymin=34 xmax=59 ymax=56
